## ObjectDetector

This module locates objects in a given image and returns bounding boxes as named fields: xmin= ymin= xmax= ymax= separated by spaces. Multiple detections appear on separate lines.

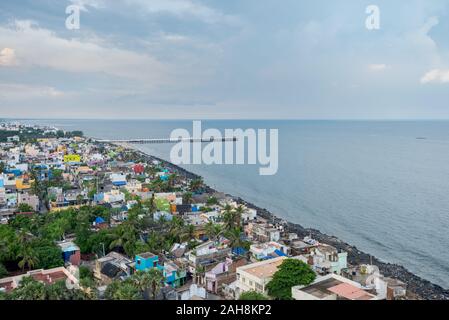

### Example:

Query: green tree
xmin=18 ymin=203 xmax=34 ymax=213
xmin=17 ymin=245 xmax=39 ymax=271
xmin=206 ymin=196 xmax=218 ymax=206
xmin=10 ymin=277 xmax=47 ymax=300
xmin=182 ymin=192 xmax=193 ymax=204
xmin=34 ymin=243 xmax=64 ymax=269
xmin=189 ymin=178 xmax=204 ymax=193
xmin=266 ymin=259 xmax=316 ymax=300
xmin=239 ymin=291 xmax=268 ymax=300
xmin=205 ymin=221 xmax=222 ymax=241
xmin=104 ymin=280 xmax=142 ymax=300
xmin=0 ymin=263 xmax=8 ymax=278
xmin=146 ymin=268 xmax=164 ymax=300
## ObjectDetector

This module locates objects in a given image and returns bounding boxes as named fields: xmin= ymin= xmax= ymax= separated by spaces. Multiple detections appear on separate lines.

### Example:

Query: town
xmin=0 ymin=121 xmax=409 ymax=300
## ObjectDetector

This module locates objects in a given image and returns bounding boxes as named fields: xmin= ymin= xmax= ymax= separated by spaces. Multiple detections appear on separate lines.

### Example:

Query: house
xmin=249 ymin=242 xmax=290 ymax=260
xmin=134 ymin=252 xmax=187 ymax=288
xmin=204 ymin=257 xmax=247 ymax=294
xmin=17 ymin=192 xmax=40 ymax=211
xmin=177 ymin=283 xmax=207 ymax=300
xmin=135 ymin=252 xmax=160 ymax=272
xmin=342 ymin=264 xmax=407 ymax=300
xmin=163 ymin=260 xmax=187 ymax=288
xmin=94 ymin=252 xmax=133 ymax=284
xmin=93 ymin=216 xmax=108 ymax=229
xmin=153 ymin=211 xmax=173 ymax=222
xmin=0 ymin=266 xmax=80 ymax=293
xmin=57 ymin=241 xmax=81 ymax=266
xmin=235 ymin=256 xmax=287 ymax=298
xmin=308 ymin=244 xmax=347 ymax=275
xmin=241 ymin=208 xmax=257 ymax=222
xmin=291 ymin=273 xmax=378 ymax=300
xmin=245 ymin=221 xmax=281 ymax=242
xmin=187 ymin=241 xmax=232 ymax=271
xmin=110 ymin=173 xmax=127 ymax=186
xmin=98 ymin=189 xmax=125 ymax=204
xmin=125 ymin=180 xmax=142 ymax=194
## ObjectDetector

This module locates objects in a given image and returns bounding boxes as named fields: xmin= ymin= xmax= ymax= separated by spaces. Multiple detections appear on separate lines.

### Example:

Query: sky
xmin=0 ymin=0 xmax=449 ymax=119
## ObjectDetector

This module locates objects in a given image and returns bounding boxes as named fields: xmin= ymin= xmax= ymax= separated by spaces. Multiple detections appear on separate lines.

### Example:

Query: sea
xmin=20 ymin=119 xmax=449 ymax=289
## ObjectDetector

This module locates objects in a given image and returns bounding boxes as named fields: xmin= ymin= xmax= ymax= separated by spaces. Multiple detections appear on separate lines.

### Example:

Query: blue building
xmin=135 ymin=252 xmax=161 ymax=272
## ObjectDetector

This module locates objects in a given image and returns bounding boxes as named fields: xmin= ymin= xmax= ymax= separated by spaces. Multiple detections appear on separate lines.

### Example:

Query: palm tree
xmin=17 ymin=245 xmax=39 ymax=271
xmin=131 ymin=271 xmax=152 ymax=296
xmin=168 ymin=173 xmax=178 ymax=188
xmin=234 ymin=205 xmax=245 ymax=228
xmin=189 ymin=178 xmax=204 ymax=193
xmin=182 ymin=192 xmax=193 ymax=205
xmin=180 ymin=224 xmax=196 ymax=243
xmin=222 ymin=204 xmax=236 ymax=231
xmin=205 ymin=221 xmax=222 ymax=241
xmin=225 ymin=227 xmax=246 ymax=250
xmin=146 ymin=268 xmax=164 ymax=300
xmin=195 ymin=265 xmax=206 ymax=285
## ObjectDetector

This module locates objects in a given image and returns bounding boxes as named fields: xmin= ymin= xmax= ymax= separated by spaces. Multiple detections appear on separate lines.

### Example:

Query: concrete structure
xmin=57 ymin=241 xmax=81 ymax=266
xmin=236 ymin=256 xmax=287 ymax=297
xmin=0 ymin=267 xmax=80 ymax=293
xmin=292 ymin=274 xmax=378 ymax=300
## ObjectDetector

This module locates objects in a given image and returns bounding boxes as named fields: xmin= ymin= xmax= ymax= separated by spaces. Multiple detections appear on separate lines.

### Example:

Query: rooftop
xmin=238 ymin=256 xmax=286 ymax=279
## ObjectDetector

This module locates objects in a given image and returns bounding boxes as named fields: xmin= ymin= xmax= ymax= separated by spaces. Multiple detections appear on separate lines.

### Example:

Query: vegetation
xmin=0 ymin=277 xmax=90 ymax=300
xmin=266 ymin=259 xmax=316 ymax=300
xmin=104 ymin=269 xmax=164 ymax=300
xmin=239 ymin=291 xmax=269 ymax=300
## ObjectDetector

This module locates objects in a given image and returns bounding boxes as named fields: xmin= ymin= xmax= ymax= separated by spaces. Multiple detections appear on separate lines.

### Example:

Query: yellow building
xmin=64 ymin=154 xmax=81 ymax=163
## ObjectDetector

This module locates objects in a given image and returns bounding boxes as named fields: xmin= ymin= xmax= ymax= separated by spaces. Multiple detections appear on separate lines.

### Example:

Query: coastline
xmin=119 ymin=143 xmax=449 ymax=300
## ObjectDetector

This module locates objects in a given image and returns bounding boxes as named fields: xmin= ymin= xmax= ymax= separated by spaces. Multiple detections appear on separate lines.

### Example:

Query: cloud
xmin=123 ymin=0 xmax=240 ymax=24
xmin=69 ymin=0 xmax=105 ymax=11
xmin=0 ymin=20 xmax=171 ymax=86
xmin=0 ymin=47 xmax=17 ymax=66
xmin=420 ymin=69 xmax=449 ymax=84
xmin=0 ymin=83 xmax=64 ymax=99
xmin=368 ymin=64 xmax=388 ymax=72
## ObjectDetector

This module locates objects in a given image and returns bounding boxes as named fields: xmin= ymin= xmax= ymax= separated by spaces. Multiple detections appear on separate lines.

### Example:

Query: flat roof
xmin=328 ymin=283 xmax=375 ymax=300
xmin=241 ymin=257 xmax=286 ymax=279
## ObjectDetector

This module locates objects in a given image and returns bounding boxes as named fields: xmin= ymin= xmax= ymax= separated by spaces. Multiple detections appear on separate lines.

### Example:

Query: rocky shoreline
xmin=127 ymin=146 xmax=449 ymax=300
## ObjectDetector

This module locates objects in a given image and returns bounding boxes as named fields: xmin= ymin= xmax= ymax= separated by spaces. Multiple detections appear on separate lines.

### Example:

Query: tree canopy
xmin=266 ymin=259 xmax=316 ymax=300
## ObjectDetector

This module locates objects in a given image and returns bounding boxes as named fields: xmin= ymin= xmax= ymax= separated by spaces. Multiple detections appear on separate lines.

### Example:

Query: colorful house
xmin=57 ymin=241 xmax=81 ymax=266
xmin=135 ymin=252 xmax=161 ymax=272
xmin=134 ymin=252 xmax=186 ymax=288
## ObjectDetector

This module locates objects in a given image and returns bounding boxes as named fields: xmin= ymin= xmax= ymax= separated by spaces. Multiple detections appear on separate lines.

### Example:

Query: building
xmin=236 ymin=256 xmax=287 ymax=297
xmin=0 ymin=267 xmax=79 ymax=293
xmin=245 ymin=221 xmax=281 ymax=242
xmin=17 ymin=192 xmax=40 ymax=211
xmin=205 ymin=257 xmax=247 ymax=294
xmin=94 ymin=252 xmax=133 ymax=284
xmin=135 ymin=252 xmax=160 ymax=272
xmin=110 ymin=173 xmax=127 ymax=186
xmin=308 ymin=244 xmax=347 ymax=275
xmin=342 ymin=264 xmax=407 ymax=300
xmin=249 ymin=242 xmax=290 ymax=260
xmin=134 ymin=252 xmax=187 ymax=288
xmin=57 ymin=241 xmax=81 ymax=266
xmin=291 ymin=273 xmax=378 ymax=300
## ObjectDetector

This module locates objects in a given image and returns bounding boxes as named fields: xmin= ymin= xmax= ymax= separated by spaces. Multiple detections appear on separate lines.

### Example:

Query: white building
xmin=236 ymin=256 xmax=287 ymax=297
xmin=292 ymin=273 xmax=378 ymax=300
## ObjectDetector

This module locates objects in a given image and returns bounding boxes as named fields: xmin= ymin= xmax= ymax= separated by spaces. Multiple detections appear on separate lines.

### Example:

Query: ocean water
xmin=23 ymin=119 xmax=449 ymax=288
